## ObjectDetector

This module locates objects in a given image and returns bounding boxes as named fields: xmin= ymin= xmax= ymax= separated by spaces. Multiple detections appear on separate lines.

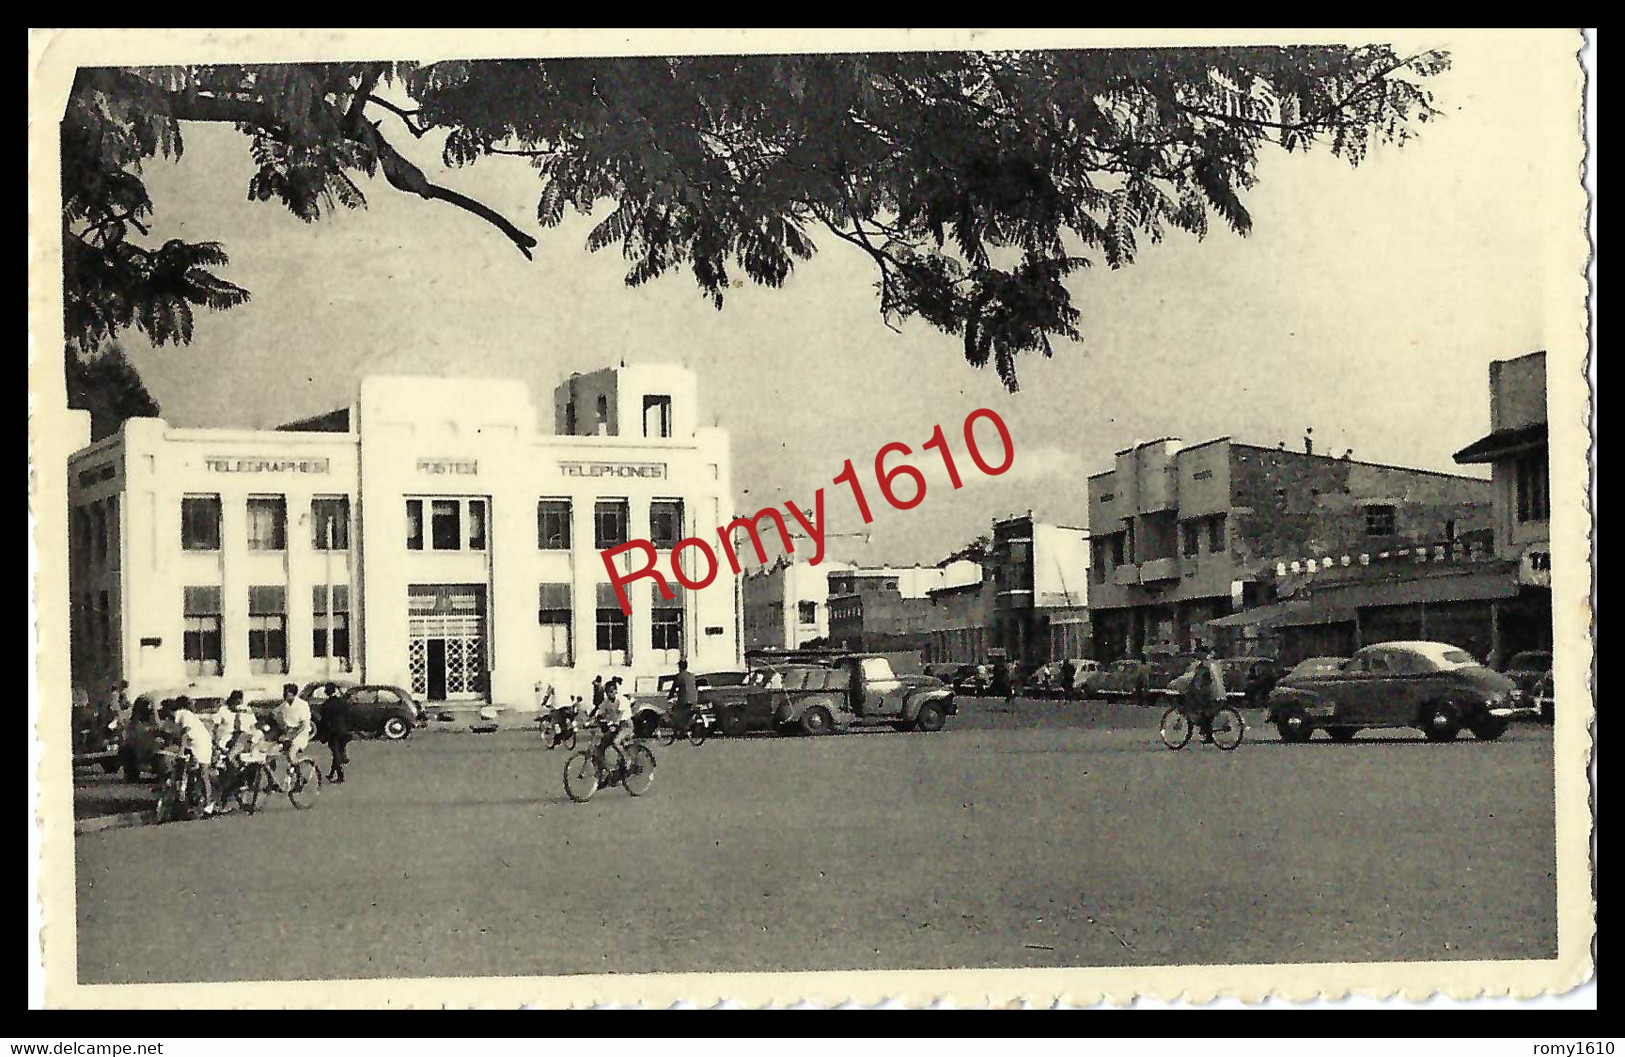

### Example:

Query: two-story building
xmin=825 ymin=564 xmax=967 ymax=653
xmin=1453 ymin=349 xmax=1552 ymax=654
xmin=1086 ymin=437 xmax=1494 ymax=661
xmin=985 ymin=514 xmax=1091 ymax=667
xmin=741 ymin=556 xmax=855 ymax=650
xmin=65 ymin=366 xmax=741 ymax=712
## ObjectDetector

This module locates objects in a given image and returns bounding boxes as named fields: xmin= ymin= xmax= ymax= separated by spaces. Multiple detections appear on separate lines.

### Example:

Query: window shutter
xmin=539 ymin=583 xmax=571 ymax=611
xmin=184 ymin=586 xmax=222 ymax=616
xmin=249 ymin=585 xmax=286 ymax=615
xmin=652 ymin=581 xmax=684 ymax=607
xmin=596 ymin=583 xmax=624 ymax=609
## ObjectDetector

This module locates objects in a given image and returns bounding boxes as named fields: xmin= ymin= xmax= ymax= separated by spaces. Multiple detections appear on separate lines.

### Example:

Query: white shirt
xmin=599 ymin=685 xmax=629 ymax=725
xmin=276 ymin=697 xmax=313 ymax=737
xmin=173 ymin=709 xmax=214 ymax=759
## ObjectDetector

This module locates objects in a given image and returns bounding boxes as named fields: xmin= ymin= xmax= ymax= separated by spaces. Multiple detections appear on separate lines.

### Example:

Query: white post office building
xmin=66 ymin=365 xmax=742 ymax=710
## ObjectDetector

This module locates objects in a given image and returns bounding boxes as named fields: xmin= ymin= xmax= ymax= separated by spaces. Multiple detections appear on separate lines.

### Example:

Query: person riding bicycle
xmin=1180 ymin=646 xmax=1228 ymax=744
xmin=590 ymin=676 xmax=633 ymax=770
xmin=265 ymin=682 xmax=314 ymax=789
xmin=668 ymin=660 xmax=700 ymax=735
xmin=160 ymin=696 xmax=216 ymax=814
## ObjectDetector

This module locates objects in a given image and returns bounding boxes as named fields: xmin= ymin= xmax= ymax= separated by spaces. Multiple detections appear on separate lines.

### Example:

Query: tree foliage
xmin=61 ymin=47 xmax=1448 ymax=388
xmin=66 ymin=344 xmax=160 ymax=441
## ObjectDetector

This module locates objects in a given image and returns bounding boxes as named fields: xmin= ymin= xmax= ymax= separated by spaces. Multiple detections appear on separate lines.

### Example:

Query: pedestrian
xmin=591 ymin=674 xmax=606 ymax=710
xmin=1060 ymin=658 xmax=1077 ymax=699
xmin=992 ymin=658 xmax=1011 ymax=700
xmin=322 ymin=682 xmax=352 ymax=783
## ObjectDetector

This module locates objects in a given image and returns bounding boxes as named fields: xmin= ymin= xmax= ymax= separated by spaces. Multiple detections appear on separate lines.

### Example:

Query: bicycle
xmin=660 ymin=705 xmax=712 ymax=748
xmin=538 ymin=703 xmax=580 ymax=751
xmin=1159 ymin=695 xmax=1245 ymax=751
xmin=234 ymin=741 xmax=324 ymax=812
xmin=154 ymin=750 xmax=210 ymax=823
xmin=563 ymin=722 xmax=656 ymax=802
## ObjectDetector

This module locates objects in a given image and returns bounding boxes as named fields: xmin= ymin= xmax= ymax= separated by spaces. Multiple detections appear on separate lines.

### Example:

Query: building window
xmin=430 ymin=500 xmax=462 ymax=550
xmin=247 ymin=585 xmax=288 ymax=675
xmin=538 ymin=499 xmax=572 ymax=549
xmin=538 ymin=583 xmax=573 ymax=666
xmin=798 ymin=600 xmax=818 ymax=626
xmin=246 ymin=496 xmax=287 ymax=551
xmin=1207 ymin=514 xmax=1226 ymax=554
xmin=595 ymin=583 xmax=629 ymax=662
xmin=643 ymin=395 xmax=673 ymax=438
xmin=311 ymin=497 xmax=350 ymax=550
xmin=564 ymin=399 xmax=577 ymax=435
xmin=1516 ymin=453 xmax=1550 ymax=522
xmin=312 ymin=584 xmax=352 ymax=671
xmin=651 ymin=583 xmax=684 ymax=651
xmin=183 ymin=586 xmax=223 ymax=677
xmin=406 ymin=499 xmax=424 ymax=551
xmin=92 ymin=500 xmax=109 ymax=564
xmin=1109 ymin=532 xmax=1125 ymax=566
xmin=181 ymin=495 xmax=222 ymax=551
xmin=650 ymin=499 xmax=684 ymax=549
xmin=468 ymin=499 xmax=488 ymax=550
xmin=1092 ymin=547 xmax=1107 ymax=584
xmin=1364 ymin=504 xmax=1397 ymax=537
xmin=594 ymin=394 xmax=609 ymax=435
xmin=1182 ymin=521 xmax=1201 ymax=558
xmin=72 ymin=506 xmax=91 ymax=563
xmin=595 ymin=500 xmax=629 ymax=550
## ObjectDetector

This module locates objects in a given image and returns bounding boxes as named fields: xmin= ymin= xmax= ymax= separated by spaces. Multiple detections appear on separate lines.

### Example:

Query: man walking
xmin=669 ymin=659 xmax=700 ymax=735
xmin=321 ymin=682 xmax=353 ymax=783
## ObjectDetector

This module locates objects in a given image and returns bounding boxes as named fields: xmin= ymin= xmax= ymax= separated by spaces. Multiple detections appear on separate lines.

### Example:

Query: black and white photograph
xmin=28 ymin=28 xmax=1594 ymax=1010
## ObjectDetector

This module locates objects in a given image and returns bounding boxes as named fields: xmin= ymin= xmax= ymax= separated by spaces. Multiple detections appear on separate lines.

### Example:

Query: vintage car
xmin=1094 ymin=655 xmax=1195 ymax=703
xmin=628 ymin=671 xmax=744 ymax=736
xmin=1499 ymin=650 xmax=1554 ymax=723
xmin=1265 ymin=640 xmax=1538 ymax=743
xmin=329 ymin=685 xmax=425 ymax=739
xmin=705 ymin=655 xmax=957 ymax=736
xmin=949 ymin=664 xmax=991 ymax=695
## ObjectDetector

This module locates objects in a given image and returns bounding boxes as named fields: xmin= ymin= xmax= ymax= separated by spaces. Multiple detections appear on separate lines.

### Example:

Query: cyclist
xmin=266 ymin=681 xmax=315 ymax=790
xmin=590 ymin=676 xmax=633 ymax=771
xmin=668 ymin=660 xmax=699 ymax=737
xmin=1180 ymin=646 xmax=1228 ymax=744
xmin=161 ymin=696 xmax=216 ymax=814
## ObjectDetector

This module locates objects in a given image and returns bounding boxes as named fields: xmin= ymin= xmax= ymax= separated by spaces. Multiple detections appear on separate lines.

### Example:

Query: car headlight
xmin=1508 ymin=687 xmax=1523 ymax=701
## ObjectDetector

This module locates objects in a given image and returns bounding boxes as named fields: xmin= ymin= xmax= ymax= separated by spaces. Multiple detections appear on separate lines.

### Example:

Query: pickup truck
xmin=705 ymin=654 xmax=957 ymax=736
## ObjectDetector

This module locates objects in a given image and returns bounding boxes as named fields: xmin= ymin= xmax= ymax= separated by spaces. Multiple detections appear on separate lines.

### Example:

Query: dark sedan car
xmin=288 ymin=684 xmax=423 ymax=740
xmin=1266 ymin=640 xmax=1537 ymax=743
xmin=1499 ymin=650 xmax=1554 ymax=723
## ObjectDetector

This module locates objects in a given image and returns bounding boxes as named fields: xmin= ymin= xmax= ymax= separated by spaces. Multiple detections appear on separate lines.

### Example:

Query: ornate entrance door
xmin=407 ymin=585 xmax=488 ymax=702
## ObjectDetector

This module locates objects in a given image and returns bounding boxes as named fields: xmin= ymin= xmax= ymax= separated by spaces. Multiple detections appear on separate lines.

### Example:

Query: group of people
xmin=151 ymin=682 xmax=355 ymax=815
xmin=537 ymin=660 xmax=703 ymax=770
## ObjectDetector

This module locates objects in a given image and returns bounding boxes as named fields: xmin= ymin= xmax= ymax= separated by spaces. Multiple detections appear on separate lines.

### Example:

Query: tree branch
xmin=365 ymin=93 xmax=429 ymax=137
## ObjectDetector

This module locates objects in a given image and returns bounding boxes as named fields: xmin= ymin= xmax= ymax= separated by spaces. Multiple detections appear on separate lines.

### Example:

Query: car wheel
xmin=381 ymin=716 xmax=411 ymax=741
xmin=1326 ymin=727 xmax=1359 ymax=743
xmin=1274 ymin=708 xmax=1313 ymax=743
xmin=121 ymin=751 xmax=142 ymax=783
xmin=720 ymin=709 xmax=748 ymax=737
xmin=800 ymin=707 xmax=833 ymax=736
xmin=1421 ymin=701 xmax=1461 ymax=742
xmin=914 ymin=701 xmax=947 ymax=732
xmin=632 ymin=711 xmax=661 ymax=739
xmin=99 ymin=757 xmax=119 ymax=774
xmin=1470 ymin=717 xmax=1509 ymax=741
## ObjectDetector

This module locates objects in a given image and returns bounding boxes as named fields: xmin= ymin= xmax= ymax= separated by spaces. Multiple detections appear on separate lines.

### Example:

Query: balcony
xmin=1112 ymin=565 xmax=1141 ymax=587
xmin=1141 ymin=557 xmax=1180 ymax=582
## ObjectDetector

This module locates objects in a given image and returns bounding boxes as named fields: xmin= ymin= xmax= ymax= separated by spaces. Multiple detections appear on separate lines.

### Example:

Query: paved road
xmin=74 ymin=702 xmax=1557 ymax=984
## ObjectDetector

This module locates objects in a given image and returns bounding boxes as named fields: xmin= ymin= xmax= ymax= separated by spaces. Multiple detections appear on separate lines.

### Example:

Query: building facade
xmin=66 ymin=368 xmax=741 ymax=710
xmin=986 ymin=514 xmax=1091 ymax=666
xmin=1086 ymin=437 xmax=1494 ymax=661
xmin=825 ymin=564 xmax=968 ymax=653
xmin=1453 ymin=349 xmax=1552 ymax=655
xmin=741 ymin=556 xmax=854 ymax=650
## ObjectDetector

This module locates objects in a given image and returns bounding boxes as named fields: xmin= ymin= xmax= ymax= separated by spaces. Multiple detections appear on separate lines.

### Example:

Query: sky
xmin=114 ymin=31 xmax=1578 ymax=568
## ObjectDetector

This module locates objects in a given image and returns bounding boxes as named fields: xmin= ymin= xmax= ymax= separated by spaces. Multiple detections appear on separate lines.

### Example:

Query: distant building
xmin=924 ymin=567 xmax=996 ymax=665
xmin=985 ymin=514 xmax=1090 ymax=666
xmin=741 ymin=557 xmax=854 ymax=650
xmin=1087 ymin=437 xmax=1494 ymax=661
xmin=826 ymin=564 xmax=966 ymax=653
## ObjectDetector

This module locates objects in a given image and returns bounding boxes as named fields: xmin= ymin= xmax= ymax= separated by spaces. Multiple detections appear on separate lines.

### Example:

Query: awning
xmin=1453 ymin=421 xmax=1546 ymax=464
xmin=1206 ymin=598 xmax=1357 ymax=630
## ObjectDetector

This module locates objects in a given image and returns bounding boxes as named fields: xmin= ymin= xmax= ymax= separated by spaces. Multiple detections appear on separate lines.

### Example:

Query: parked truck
xmin=705 ymin=654 xmax=957 ymax=736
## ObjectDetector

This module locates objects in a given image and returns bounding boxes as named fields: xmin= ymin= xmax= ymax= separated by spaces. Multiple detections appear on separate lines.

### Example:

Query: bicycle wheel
xmin=288 ymin=758 xmax=323 ymax=809
xmin=661 ymin=717 xmax=680 ymax=747
xmin=155 ymin=784 xmax=178 ymax=824
xmin=1210 ymin=707 xmax=1246 ymax=751
xmin=1158 ymin=707 xmax=1193 ymax=750
xmin=623 ymin=744 xmax=657 ymax=796
xmin=235 ymin=762 xmax=266 ymax=815
xmin=563 ymin=750 xmax=600 ymax=802
xmin=687 ymin=718 xmax=707 ymax=748
xmin=561 ymin=727 xmax=577 ymax=752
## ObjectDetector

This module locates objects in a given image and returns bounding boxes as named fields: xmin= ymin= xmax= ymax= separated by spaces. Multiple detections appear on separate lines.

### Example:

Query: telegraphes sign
xmin=206 ymin=456 xmax=330 ymax=474
xmin=559 ymin=461 xmax=667 ymax=480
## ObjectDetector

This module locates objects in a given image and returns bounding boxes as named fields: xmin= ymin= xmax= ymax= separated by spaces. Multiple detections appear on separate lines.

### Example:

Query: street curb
xmin=74 ymin=810 xmax=153 ymax=834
